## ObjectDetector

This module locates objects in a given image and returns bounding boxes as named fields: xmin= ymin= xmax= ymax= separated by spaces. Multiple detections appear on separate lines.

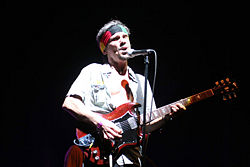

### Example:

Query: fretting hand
xmin=169 ymin=103 xmax=186 ymax=115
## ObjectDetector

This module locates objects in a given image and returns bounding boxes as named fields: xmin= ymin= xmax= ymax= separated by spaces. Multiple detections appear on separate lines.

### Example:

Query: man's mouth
xmin=119 ymin=47 xmax=128 ymax=51
xmin=118 ymin=47 xmax=128 ymax=55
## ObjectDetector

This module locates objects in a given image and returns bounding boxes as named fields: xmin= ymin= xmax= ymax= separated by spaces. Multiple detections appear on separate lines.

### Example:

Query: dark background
xmin=2 ymin=1 xmax=245 ymax=167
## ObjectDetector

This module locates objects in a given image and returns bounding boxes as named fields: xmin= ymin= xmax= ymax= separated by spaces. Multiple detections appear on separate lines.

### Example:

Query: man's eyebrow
xmin=110 ymin=34 xmax=120 ymax=41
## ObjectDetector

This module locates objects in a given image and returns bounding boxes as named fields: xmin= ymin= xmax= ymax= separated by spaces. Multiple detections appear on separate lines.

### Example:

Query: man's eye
xmin=111 ymin=37 xmax=120 ymax=41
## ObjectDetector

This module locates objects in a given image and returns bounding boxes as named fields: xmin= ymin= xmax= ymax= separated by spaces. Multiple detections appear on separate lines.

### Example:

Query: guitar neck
xmin=141 ymin=88 xmax=215 ymax=124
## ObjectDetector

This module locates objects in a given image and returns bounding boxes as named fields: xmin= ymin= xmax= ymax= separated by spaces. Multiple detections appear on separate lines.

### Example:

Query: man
xmin=62 ymin=20 xmax=185 ymax=167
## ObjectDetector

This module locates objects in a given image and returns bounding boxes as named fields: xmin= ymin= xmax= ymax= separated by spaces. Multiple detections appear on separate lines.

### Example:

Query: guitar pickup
xmin=127 ymin=117 xmax=138 ymax=130
xmin=115 ymin=117 xmax=138 ymax=133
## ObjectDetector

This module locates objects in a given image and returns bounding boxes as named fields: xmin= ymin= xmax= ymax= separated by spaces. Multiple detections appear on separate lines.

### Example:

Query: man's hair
xmin=96 ymin=20 xmax=130 ymax=46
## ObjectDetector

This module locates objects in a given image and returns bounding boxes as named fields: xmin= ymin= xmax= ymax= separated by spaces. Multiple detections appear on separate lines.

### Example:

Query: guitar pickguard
xmin=112 ymin=111 xmax=139 ymax=151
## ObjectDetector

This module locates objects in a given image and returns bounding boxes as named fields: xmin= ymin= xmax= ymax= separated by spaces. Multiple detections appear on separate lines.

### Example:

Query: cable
xmin=149 ymin=50 xmax=157 ymax=122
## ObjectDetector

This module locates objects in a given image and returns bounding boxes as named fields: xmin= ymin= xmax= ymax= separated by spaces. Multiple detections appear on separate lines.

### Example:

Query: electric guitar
xmin=75 ymin=78 xmax=238 ymax=165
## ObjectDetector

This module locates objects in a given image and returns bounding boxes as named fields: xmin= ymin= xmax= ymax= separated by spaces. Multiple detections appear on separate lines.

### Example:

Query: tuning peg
xmin=215 ymin=81 xmax=219 ymax=86
xmin=233 ymin=92 xmax=237 ymax=98
xmin=233 ymin=82 xmax=238 ymax=89
xmin=220 ymin=80 xmax=225 ymax=85
xmin=224 ymin=86 xmax=230 ymax=92
xmin=225 ymin=78 xmax=231 ymax=84
xmin=223 ymin=95 xmax=227 ymax=101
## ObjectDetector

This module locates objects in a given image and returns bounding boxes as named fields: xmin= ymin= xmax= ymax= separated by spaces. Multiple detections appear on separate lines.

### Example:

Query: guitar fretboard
xmin=140 ymin=89 xmax=214 ymax=124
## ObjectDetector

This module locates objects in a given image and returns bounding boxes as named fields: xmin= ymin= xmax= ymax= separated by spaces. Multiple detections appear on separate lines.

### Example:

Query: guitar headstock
xmin=213 ymin=78 xmax=239 ymax=101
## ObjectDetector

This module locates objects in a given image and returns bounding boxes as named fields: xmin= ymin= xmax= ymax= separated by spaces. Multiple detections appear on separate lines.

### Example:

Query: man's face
xmin=105 ymin=32 xmax=131 ymax=63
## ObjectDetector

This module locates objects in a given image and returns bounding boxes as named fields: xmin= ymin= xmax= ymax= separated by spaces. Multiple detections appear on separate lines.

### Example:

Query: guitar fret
xmin=153 ymin=110 xmax=160 ymax=121
xmin=149 ymin=112 xmax=154 ymax=121
xmin=154 ymin=110 xmax=159 ymax=118
xmin=163 ymin=105 xmax=171 ymax=115
xmin=157 ymin=108 xmax=164 ymax=117
xmin=159 ymin=108 xmax=166 ymax=116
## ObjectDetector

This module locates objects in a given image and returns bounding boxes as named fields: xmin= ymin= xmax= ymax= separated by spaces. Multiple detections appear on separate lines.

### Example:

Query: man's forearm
xmin=62 ymin=96 xmax=102 ymax=126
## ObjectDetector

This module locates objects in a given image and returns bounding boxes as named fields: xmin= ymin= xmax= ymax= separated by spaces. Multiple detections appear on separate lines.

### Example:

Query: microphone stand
xmin=141 ymin=54 xmax=149 ymax=167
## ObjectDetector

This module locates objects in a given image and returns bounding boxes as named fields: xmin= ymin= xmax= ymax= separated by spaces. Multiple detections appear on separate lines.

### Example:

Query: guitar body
xmin=76 ymin=102 xmax=141 ymax=165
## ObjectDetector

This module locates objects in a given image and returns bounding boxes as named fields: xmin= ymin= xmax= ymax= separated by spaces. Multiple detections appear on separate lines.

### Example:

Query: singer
xmin=62 ymin=20 xmax=185 ymax=167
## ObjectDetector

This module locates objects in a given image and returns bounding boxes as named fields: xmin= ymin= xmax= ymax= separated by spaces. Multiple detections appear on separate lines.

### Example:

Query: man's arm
xmin=62 ymin=96 xmax=122 ymax=139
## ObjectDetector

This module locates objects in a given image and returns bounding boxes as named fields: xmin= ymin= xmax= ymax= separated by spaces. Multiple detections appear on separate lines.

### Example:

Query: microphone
xmin=127 ymin=49 xmax=155 ymax=58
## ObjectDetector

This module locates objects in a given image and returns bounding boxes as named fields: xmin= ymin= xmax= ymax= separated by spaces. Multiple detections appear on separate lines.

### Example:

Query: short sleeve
xmin=66 ymin=64 xmax=95 ymax=102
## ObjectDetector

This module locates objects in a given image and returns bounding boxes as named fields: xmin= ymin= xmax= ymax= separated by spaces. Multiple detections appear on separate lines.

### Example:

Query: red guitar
xmin=74 ymin=78 xmax=238 ymax=165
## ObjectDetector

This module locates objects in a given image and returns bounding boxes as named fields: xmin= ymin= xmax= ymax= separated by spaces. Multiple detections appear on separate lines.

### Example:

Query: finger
xmin=109 ymin=128 xmax=122 ymax=138
xmin=104 ymin=120 xmax=123 ymax=134
xmin=176 ymin=103 xmax=186 ymax=110
xmin=106 ymin=122 xmax=122 ymax=135
xmin=109 ymin=123 xmax=122 ymax=134
xmin=112 ymin=126 xmax=123 ymax=134
xmin=103 ymin=132 xmax=109 ymax=139
xmin=170 ymin=105 xmax=178 ymax=112
xmin=103 ymin=129 xmax=115 ymax=139
xmin=105 ymin=127 xmax=122 ymax=138
xmin=106 ymin=132 xmax=115 ymax=139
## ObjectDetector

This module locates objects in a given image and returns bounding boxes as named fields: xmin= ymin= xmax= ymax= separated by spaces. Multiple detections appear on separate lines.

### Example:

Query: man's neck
xmin=111 ymin=61 xmax=128 ymax=75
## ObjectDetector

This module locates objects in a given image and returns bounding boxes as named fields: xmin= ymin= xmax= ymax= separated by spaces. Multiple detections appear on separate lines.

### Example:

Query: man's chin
xmin=119 ymin=54 xmax=131 ymax=60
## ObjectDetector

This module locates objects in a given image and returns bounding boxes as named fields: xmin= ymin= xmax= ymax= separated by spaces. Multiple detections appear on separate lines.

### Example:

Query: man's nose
xmin=120 ymin=39 xmax=126 ymax=46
